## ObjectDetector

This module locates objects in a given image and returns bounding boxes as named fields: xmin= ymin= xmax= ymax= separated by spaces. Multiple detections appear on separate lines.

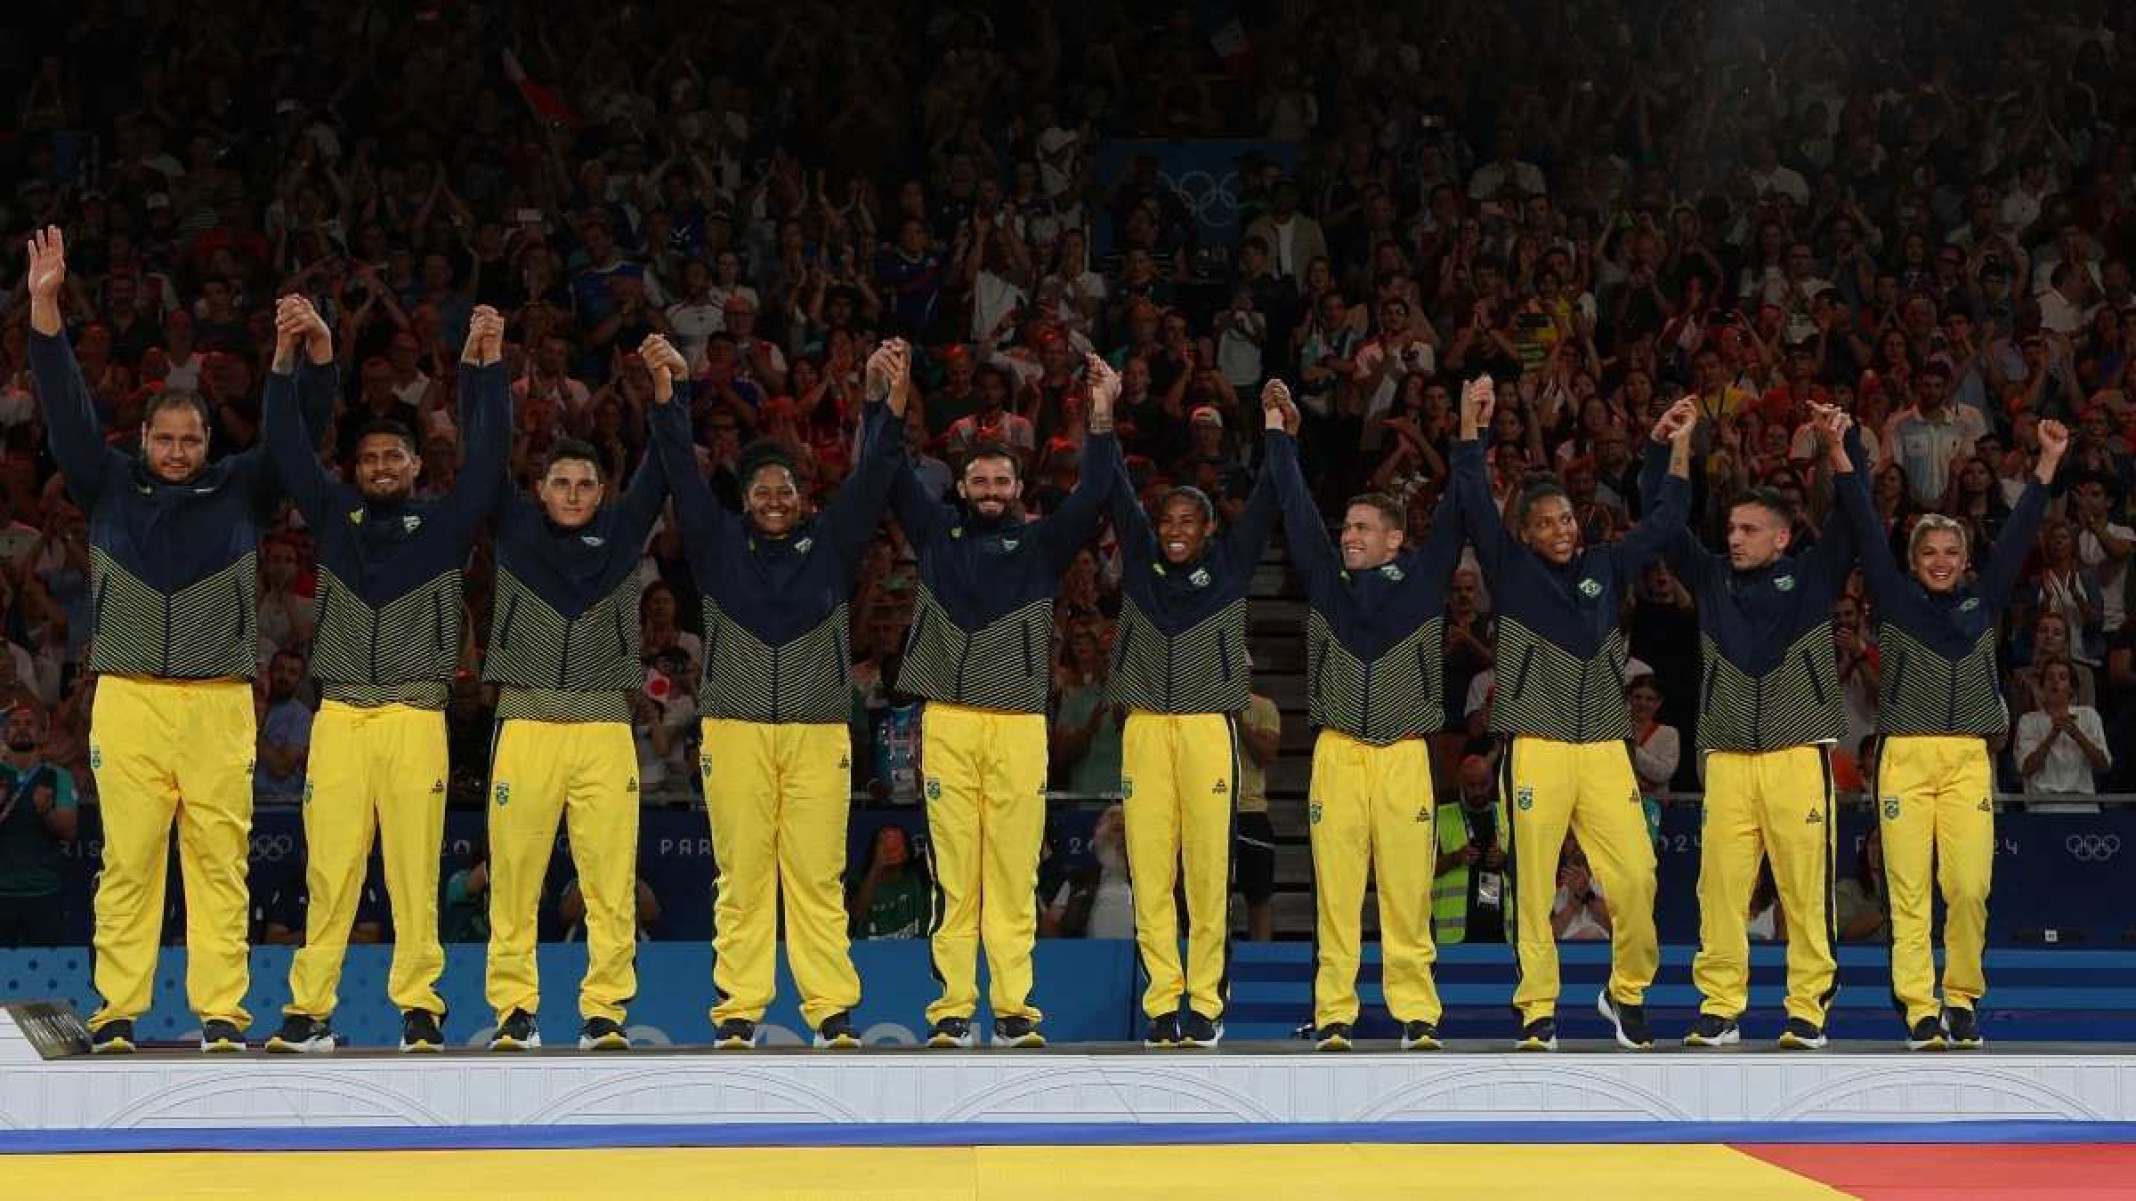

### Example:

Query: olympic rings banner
xmin=1093 ymin=139 xmax=1300 ymax=251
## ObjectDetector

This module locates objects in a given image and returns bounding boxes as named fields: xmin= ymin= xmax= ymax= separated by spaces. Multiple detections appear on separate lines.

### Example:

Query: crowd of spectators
xmin=1 ymin=0 xmax=2134 ymax=940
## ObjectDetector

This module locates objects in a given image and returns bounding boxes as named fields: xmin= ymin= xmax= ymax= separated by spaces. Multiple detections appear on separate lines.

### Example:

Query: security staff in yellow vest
xmin=1827 ymin=406 xmax=2071 ymax=1051
xmin=27 ymin=228 xmax=323 ymax=1055
xmin=1452 ymin=379 xmax=1694 ymax=1052
xmin=1434 ymin=755 xmax=1508 ymax=946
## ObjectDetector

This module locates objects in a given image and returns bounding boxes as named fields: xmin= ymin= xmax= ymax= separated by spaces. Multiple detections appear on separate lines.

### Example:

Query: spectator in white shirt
xmin=1625 ymin=674 xmax=1679 ymax=797
xmin=2070 ymin=473 xmax=2135 ymax=633
xmin=2000 ymin=158 xmax=2054 ymax=233
xmin=1746 ymin=136 xmax=1810 ymax=206
xmin=664 ymin=258 xmax=727 ymax=372
xmin=2013 ymin=660 xmax=2112 ymax=807
xmin=1551 ymin=836 xmax=1610 ymax=941
xmin=1468 ymin=129 xmax=1547 ymax=200
xmin=2036 ymin=262 xmax=2096 ymax=336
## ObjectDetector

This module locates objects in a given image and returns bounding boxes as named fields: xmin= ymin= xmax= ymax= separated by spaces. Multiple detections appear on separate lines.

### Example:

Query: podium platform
xmin=7 ymin=1005 xmax=2136 ymax=1150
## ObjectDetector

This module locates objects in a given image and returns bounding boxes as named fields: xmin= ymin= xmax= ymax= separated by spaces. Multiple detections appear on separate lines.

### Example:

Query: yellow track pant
xmin=485 ymin=718 xmax=640 ymax=1024
xmin=285 ymin=702 xmax=448 ymax=1020
xmin=703 ymin=719 xmax=860 ymax=1029
xmin=1308 ymin=731 xmax=1442 ymax=1029
xmin=1693 ymin=746 xmax=1838 ymax=1025
xmin=1121 ymin=711 xmax=1238 ymax=1021
xmin=1503 ymin=736 xmax=1657 ymax=1023
xmin=921 ymin=702 xmax=1047 ymax=1025
xmin=87 ymin=676 xmax=256 ymax=1029
xmin=1878 ymin=735 xmax=1994 ymax=1025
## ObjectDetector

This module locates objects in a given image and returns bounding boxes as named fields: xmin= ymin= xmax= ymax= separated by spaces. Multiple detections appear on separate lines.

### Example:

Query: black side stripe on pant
xmin=1818 ymin=744 xmax=1841 ymax=1019
xmin=1871 ymin=748 xmax=1906 ymax=1020
xmin=1302 ymin=734 xmax=1321 ymax=1039
xmin=921 ymin=820 xmax=950 ymax=993
xmin=1218 ymin=714 xmax=1240 ymax=1013
xmin=1498 ymin=737 xmax=1522 ymax=1019
xmin=1123 ymin=721 xmax=1157 ymax=1018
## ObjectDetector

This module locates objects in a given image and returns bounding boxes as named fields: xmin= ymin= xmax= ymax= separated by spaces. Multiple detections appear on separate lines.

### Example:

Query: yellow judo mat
xmin=3 ymin=1144 xmax=1846 ymax=1200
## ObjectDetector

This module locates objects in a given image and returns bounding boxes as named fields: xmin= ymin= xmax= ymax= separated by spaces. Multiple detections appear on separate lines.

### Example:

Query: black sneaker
xmin=926 ymin=1017 xmax=974 ymax=1049
xmin=1401 ymin=1020 xmax=1443 ymax=1052
xmin=489 ymin=1009 xmax=540 ymax=1052
xmin=200 ymin=1019 xmax=247 ymax=1054
xmin=1944 ymin=1007 xmax=1983 ymax=1050
xmin=1143 ymin=1013 xmax=1182 ymax=1048
xmin=1179 ymin=1012 xmax=1223 ymax=1048
xmin=1683 ymin=1013 xmax=1741 ymax=1047
xmin=1777 ymin=1017 xmax=1828 ymax=1050
xmin=1314 ymin=1022 xmax=1353 ymax=1052
xmin=1905 ymin=1015 xmax=1949 ymax=1051
xmin=579 ymin=1017 xmax=630 ymax=1051
xmin=714 ymin=1018 xmax=757 ymax=1050
xmin=90 ymin=1020 xmax=136 ymax=1055
xmin=994 ymin=1015 xmax=1046 ymax=1049
xmin=399 ymin=1010 xmax=444 ymax=1054
xmin=1515 ymin=1017 xmax=1558 ymax=1052
xmin=1597 ymin=992 xmax=1654 ymax=1050
xmin=265 ymin=1014 xmax=338 ymax=1054
xmin=814 ymin=1012 xmax=860 ymax=1050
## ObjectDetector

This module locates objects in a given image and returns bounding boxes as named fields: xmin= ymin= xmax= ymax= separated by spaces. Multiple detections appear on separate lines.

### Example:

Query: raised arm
xmin=448 ymin=306 xmax=515 ymax=520
xmin=1826 ymin=409 xmax=1909 ymax=602
xmin=612 ymin=412 xmax=671 ymax=547
xmin=1101 ymin=430 xmax=1157 ymax=567
xmin=639 ymin=334 xmax=730 ymax=546
xmin=1032 ymin=354 xmax=1121 ymax=573
xmin=1261 ymin=379 xmax=1339 ymax=587
xmin=263 ymin=296 xmax=339 ymax=523
xmin=1222 ymin=425 xmax=1286 ymax=571
xmin=1634 ymin=396 xmax=1711 ymax=576
xmin=1980 ymin=419 xmax=2067 ymax=603
xmin=821 ymin=339 xmax=914 ymax=567
xmin=25 ymin=227 xmax=121 ymax=507
xmin=1608 ymin=404 xmax=1695 ymax=576
xmin=1451 ymin=374 xmax=1521 ymax=582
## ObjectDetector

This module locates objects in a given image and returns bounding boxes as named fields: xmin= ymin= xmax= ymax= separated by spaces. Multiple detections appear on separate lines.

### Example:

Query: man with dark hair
xmin=644 ymin=333 xmax=910 ymax=1051
xmin=1266 ymin=380 xmax=1469 ymax=1053
xmin=1640 ymin=420 xmax=1861 ymax=1051
xmin=480 ymin=340 xmax=670 ymax=1053
xmin=893 ymin=354 xmax=1117 ymax=1049
xmin=26 ymin=228 xmax=324 ymax=1055
xmin=1884 ymin=359 xmax=1985 ymax=508
xmin=943 ymin=364 xmax=1036 ymax=469
xmin=0 ymin=705 xmax=78 ymax=948
xmin=1454 ymin=376 xmax=1693 ymax=1053
xmin=258 ymin=299 xmax=512 ymax=1056
xmin=1098 ymin=385 xmax=1283 ymax=1050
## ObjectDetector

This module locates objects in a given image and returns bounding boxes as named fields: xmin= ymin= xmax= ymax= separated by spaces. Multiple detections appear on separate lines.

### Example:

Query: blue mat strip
xmin=5 ymin=1120 xmax=2136 ymax=1153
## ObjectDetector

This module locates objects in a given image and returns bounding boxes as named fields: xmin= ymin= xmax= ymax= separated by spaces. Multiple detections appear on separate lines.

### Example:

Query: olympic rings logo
xmin=251 ymin=833 xmax=298 ymax=861
xmin=2065 ymin=834 xmax=2122 ymax=862
xmin=1161 ymin=169 xmax=1240 ymax=229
